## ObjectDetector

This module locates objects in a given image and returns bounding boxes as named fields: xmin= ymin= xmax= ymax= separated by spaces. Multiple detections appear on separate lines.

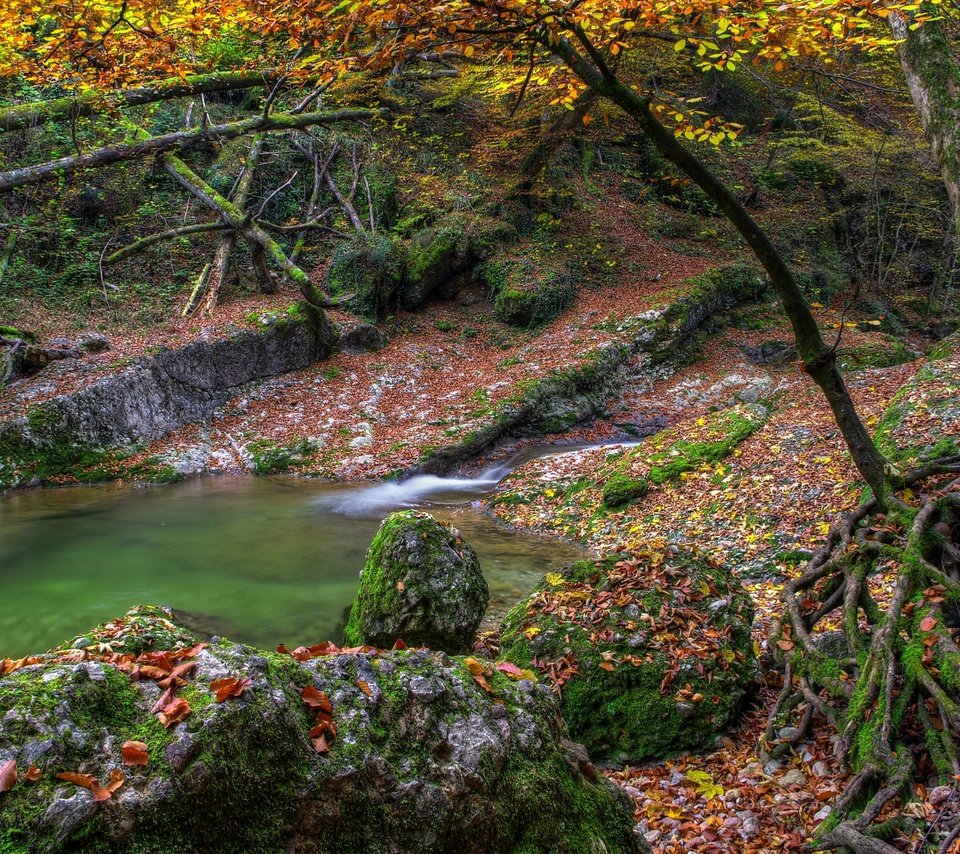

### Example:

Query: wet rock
xmin=930 ymin=785 xmax=954 ymax=806
xmin=0 ymin=607 xmax=645 ymax=853
xmin=344 ymin=511 xmax=490 ymax=654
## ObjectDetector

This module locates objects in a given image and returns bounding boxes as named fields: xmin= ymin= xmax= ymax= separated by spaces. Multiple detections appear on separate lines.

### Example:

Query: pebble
xmin=811 ymin=760 xmax=829 ymax=777
xmin=740 ymin=816 xmax=760 ymax=838
xmin=929 ymin=785 xmax=954 ymax=806
xmin=780 ymin=769 xmax=807 ymax=787
xmin=762 ymin=759 xmax=783 ymax=775
xmin=813 ymin=806 xmax=832 ymax=822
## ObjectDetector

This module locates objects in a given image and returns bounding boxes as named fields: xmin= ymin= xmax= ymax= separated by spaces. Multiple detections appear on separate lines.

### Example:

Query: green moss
xmin=838 ymin=336 xmax=913 ymax=371
xmin=501 ymin=553 xmax=756 ymax=761
xmin=325 ymin=233 xmax=404 ymax=321
xmin=247 ymin=437 xmax=320 ymax=475
xmin=601 ymin=472 xmax=649 ymax=509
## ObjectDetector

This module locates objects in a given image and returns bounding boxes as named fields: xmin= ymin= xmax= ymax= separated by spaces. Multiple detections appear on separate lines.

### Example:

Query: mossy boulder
xmin=500 ymin=553 xmax=756 ymax=762
xmin=325 ymin=233 xmax=405 ymax=321
xmin=401 ymin=213 xmax=516 ymax=310
xmin=344 ymin=511 xmax=490 ymax=653
xmin=481 ymin=252 xmax=575 ymax=328
xmin=0 ymin=606 xmax=646 ymax=853
xmin=837 ymin=334 xmax=915 ymax=371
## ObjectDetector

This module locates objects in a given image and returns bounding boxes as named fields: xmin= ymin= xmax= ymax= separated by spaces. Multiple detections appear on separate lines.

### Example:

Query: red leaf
xmin=392 ymin=638 xmax=408 ymax=650
xmin=921 ymin=615 xmax=938 ymax=632
xmin=0 ymin=759 xmax=15 ymax=793
xmin=157 ymin=697 xmax=192 ymax=728
xmin=495 ymin=661 xmax=523 ymax=678
xmin=121 ymin=741 xmax=149 ymax=766
xmin=301 ymin=686 xmax=332 ymax=714
xmin=210 ymin=676 xmax=252 ymax=703
xmin=776 ymin=639 xmax=795 ymax=651
xmin=150 ymin=685 xmax=177 ymax=715
xmin=357 ymin=680 xmax=373 ymax=697
xmin=311 ymin=732 xmax=330 ymax=754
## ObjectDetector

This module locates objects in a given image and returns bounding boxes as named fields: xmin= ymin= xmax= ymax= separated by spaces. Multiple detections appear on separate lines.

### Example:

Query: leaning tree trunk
xmin=890 ymin=14 xmax=960 ymax=230
xmin=548 ymin=34 xmax=895 ymax=502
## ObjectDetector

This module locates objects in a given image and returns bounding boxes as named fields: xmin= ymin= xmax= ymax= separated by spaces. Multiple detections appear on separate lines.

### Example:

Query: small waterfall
xmin=316 ymin=440 xmax=638 ymax=517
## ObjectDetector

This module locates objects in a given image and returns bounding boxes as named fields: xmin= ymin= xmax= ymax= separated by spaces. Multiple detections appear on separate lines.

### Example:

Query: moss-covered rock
xmin=482 ymin=251 xmax=575 ymax=328
xmin=0 ymin=606 xmax=646 ymax=853
xmin=325 ymin=233 xmax=405 ymax=321
xmin=837 ymin=334 xmax=915 ymax=371
xmin=500 ymin=553 xmax=756 ymax=762
xmin=344 ymin=511 xmax=490 ymax=653
xmin=401 ymin=213 xmax=516 ymax=310
xmin=600 ymin=404 xmax=768 ymax=510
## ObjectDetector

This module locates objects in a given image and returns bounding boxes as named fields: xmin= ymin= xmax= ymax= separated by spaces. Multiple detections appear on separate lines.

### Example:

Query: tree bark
xmin=0 ymin=109 xmax=380 ymax=194
xmin=890 ymin=14 xmax=960 ymax=228
xmin=513 ymin=88 xmax=599 ymax=198
xmin=548 ymin=33 xmax=894 ymax=501
xmin=106 ymin=222 xmax=231 ymax=265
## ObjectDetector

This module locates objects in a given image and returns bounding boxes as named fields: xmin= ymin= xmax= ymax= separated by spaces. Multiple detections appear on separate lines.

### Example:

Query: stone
xmin=75 ymin=332 xmax=111 ymax=354
xmin=343 ymin=511 xmax=490 ymax=653
xmin=780 ymin=769 xmax=807 ymax=787
xmin=0 ymin=607 xmax=646 ymax=853
xmin=499 ymin=552 xmax=756 ymax=761
xmin=929 ymin=785 xmax=954 ymax=806
xmin=338 ymin=320 xmax=389 ymax=355
xmin=740 ymin=340 xmax=797 ymax=366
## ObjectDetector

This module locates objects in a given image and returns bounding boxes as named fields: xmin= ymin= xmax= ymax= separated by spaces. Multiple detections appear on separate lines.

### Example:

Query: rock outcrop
xmin=0 ymin=306 xmax=336 ymax=490
xmin=0 ymin=606 xmax=645 ymax=854
xmin=500 ymin=553 xmax=757 ymax=762
xmin=344 ymin=511 xmax=489 ymax=653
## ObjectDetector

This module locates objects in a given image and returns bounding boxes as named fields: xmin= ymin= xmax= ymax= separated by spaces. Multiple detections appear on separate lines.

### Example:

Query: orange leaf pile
xmin=301 ymin=686 xmax=337 ymax=754
xmin=157 ymin=697 xmax=192 ymax=729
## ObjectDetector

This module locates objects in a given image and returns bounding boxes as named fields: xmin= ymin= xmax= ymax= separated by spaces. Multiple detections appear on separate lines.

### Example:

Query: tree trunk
xmin=0 ymin=109 xmax=379 ymax=194
xmin=0 ymin=71 xmax=287 ymax=134
xmin=549 ymin=34 xmax=895 ymax=501
xmin=890 ymin=15 xmax=960 ymax=229
xmin=512 ymin=88 xmax=599 ymax=198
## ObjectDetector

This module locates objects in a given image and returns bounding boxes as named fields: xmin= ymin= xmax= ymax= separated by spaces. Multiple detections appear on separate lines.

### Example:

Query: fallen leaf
xmin=0 ymin=759 xmax=15 ymax=793
xmin=392 ymin=638 xmax=408 ymax=650
xmin=311 ymin=732 xmax=330 ymax=754
xmin=210 ymin=676 xmax=252 ymax=702
xmin=357 ymin=680 xmax=373 ymax=696
xmin=23 ymin=766 xmax=41 ymax=782
xmin=920 ymin=615 xmax=938 ymax=632
xmin=301 ymin=686 xmax=333 ymax=714
xmin=121 ymin=741 xmax=149 ymax=766
xmin=157 ymin=697 xmax=192 ymax=728
xmin=776 ymin=639 xmax=795 ymax=651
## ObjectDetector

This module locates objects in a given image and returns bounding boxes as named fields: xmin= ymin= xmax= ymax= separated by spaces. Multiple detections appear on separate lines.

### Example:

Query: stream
xmin=0 ymin=466 xmax=591 ymax=659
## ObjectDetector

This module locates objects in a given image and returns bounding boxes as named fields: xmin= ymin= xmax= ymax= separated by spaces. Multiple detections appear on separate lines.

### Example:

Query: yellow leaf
xmin=546 ymin=572 xmax=564 ymax=586
xmin=524 ymin=627 xmax=541 ymax=640
xmin=674 ymin=39 xmax=687 ymax=51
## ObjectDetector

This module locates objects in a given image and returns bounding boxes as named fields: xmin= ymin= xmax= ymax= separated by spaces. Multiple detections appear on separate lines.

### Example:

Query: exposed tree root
xmin=766 ymin=458 xmax=960 ymax=852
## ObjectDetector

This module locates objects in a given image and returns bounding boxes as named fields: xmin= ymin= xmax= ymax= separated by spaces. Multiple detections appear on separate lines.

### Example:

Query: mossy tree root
xmin=765 ymin=457 xmax=960 ymax=851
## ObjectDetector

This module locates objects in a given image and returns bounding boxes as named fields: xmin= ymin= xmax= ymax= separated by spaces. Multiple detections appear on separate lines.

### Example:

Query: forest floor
xmin=5 ymin=262 xmax=954 ymax=850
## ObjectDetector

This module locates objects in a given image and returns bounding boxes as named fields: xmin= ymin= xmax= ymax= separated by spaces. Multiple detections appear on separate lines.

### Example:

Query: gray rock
xmin=75 ymin=332 xmax=111 ymax=354
xmin=344 ymin=511 xmax=489 ymax=653
xmin=338 ymin=320 xmax=389 ymax=355
xmin=0 ymin=607 xmax=646 ymax=853
xmin=780 ymin=769 xmax=807 ymax=787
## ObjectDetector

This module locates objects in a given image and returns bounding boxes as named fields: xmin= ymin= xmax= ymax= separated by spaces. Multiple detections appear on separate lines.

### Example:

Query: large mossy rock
xmin=401 ymin=214 xmax=515 ymax=310
xmin=344 ymin=511 xmax=489 ymax=653
xmin=0 ymin=606 xmax=646 ymax=854
xmin=500 ymin=553 xmax=756 ymax=762
xmin=325 ymin=233 xmax=405 ymax=321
